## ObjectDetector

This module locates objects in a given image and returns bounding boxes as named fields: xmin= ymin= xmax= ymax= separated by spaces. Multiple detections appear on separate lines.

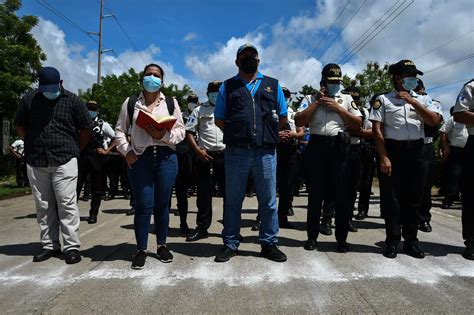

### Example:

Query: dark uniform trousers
xmin=304 ymin=135 xmax=351 ymax=242
xmin=77 ymin=153 xmax=104 ymax=216
xmin=196 ymin=150 xmax=225 ymax=231
xmin=358 ymin=143 xmax=376 ymax=214
xmin=277 ymin=143 xmax=299 ymax=224
xmin=106 ymin=153 xmax=130 ymax=197
xmin=174 ymin=151 xmax=193 ymax=225
xmin=419 ymin=142 xmax=436 ymax=223
xmin=378 ymin=139 xmax=426 ymax=246
xmin=15 ymin=158 xmax=29 ymax=187
xmin=348 ymin=144 xmax=362 ymax=214
xmin=461 ymin=136 xmax=474 ymax=242
xmin=442 ymin=146 xmax=464 ymax=205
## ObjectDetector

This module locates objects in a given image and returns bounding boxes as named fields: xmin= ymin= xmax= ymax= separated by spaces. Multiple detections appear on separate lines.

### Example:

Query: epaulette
xmin=464 ymin=79 xmax=474 ymax=86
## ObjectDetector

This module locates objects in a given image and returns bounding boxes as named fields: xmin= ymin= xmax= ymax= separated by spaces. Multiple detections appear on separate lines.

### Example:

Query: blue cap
xmin=38 ymin=67 xmax=61 ymax=92
xmin=236 ymin=43 xmax=258 ymax=58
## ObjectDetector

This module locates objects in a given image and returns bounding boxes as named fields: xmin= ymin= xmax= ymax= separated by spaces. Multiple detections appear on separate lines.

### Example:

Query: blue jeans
xmin=128 ymin=146 xmax=177 ymax=250
xmin=223 ymin=146 xmax=279 ymax=251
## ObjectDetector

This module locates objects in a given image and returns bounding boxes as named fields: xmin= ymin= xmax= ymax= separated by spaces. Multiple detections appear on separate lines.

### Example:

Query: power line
xmin=336 ymin=0 xmax=403 ymax=63
xmin=413 ymin=30 xmax=474 ymax=61
xmin=424 ymin=53 xmax=474 ymax=74
xmin=340 ymin=0 xmax=414 ymax=64
xmin=426 ymin=77 xmax=473 ymax=91
xmin=286 ymin=0 xmax=351 ymax=88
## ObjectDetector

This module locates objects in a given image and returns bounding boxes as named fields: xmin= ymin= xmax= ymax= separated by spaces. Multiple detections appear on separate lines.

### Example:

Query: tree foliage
xmin=79 ymin=69 xmax=194 ymax=125
xmin=0 ymin=0 xmax=46 ymax=120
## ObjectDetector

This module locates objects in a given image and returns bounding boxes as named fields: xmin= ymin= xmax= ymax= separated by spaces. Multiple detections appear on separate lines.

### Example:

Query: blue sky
xmin=17 ymin=0 xmax=474 ymax=117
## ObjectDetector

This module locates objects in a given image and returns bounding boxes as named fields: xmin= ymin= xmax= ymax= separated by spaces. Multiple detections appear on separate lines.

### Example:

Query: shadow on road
xmin=14 ymin=213 xmax=37 ymax=220
xmin=0 ymin=242 xmax=42 ymax=256
xmin=81 ymin=243 xmax=136 ymax=262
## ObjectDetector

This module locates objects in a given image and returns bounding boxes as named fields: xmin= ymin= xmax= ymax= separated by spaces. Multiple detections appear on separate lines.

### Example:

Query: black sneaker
xmin=287 ymin=207 xmax=294 ymax=216
xmin=403 ymin=243 xmax=425 ymax=259
xmin=214 ymin=246 xmax=237 ymax=262
xmin=87 ymin=215 xmax=97 ymax=224
xmin=320 ymin=221 xmax=332 ymax=236
xmin=418 ymin=221 xmax=432 ymax=233
xmin=251 ymin=220 xmax=260 ymax=231
xmin=156 ymin=246 xmax=173 ymax=263
xmin=261 ymin=245 xmax=287 ymax=262
xmin=131 ymin=250 xmax=147 ymax=269
xmin=33 ymin=249 xmax=62 ymax=262
xmin=65 ymin=249 xmax=81 ymax=264
xmin=348 ymin=222 xmax=358 ymax=233
xmin=462 ymin=242 xmax=474 ymax=260
xmin=336 ymin=242 xmax=349 ymax=253
xmin=355 ymin=211 xmax=367 ymax=220
xmin=383 ymin=245 xmax=397 ymax=259
xmin=304 ymin=239 xmax=317 ymax=251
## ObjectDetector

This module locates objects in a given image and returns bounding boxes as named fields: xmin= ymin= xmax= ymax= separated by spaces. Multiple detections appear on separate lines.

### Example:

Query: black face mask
xmin=239 ymin=56 xmax=258 ymax=74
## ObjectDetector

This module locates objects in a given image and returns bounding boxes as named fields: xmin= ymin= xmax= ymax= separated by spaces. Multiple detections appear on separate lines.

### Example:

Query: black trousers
xmin=106 ymin=154 xmax=129 ymax=197
xmin=304 ymin=135 xmax=351 ymax=242
xmin=461 ymin=136 xmax=474 ymax=242
xmin=277 ymin=144 xmax=300 ymax=224
xmin=174 ymin=151 xmax=193 ymax=225
xmin=378 ymin=139 xmax=426 ymax=246
xmin=358 ymin=144 xmax=376 ymax=214
xmin=195 ymin=151 xmax=225 ymax=231
xmin=419 ymin=142 xmax=436 ymax=223
xmin=348 ymin=144 xmax=362 ymax=216
xmin=15 ymin=158 xmax=28 ymax=187
xmin=77 ymin=153 xmax=104 ymax=216
xmin=442 ymin=146 xmax=464 ymax=205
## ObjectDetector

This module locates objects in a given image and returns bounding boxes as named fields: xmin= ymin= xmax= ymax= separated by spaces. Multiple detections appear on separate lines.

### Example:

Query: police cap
xmin=207 ymin=80 xmax=222 ymax=93
xmin=236 ymin=43 xmax=258 ymax=58
xmin=322 ymin=63 xmax=343 ymax=81
xmin=388 ymin=60 xmax=423 ymax=76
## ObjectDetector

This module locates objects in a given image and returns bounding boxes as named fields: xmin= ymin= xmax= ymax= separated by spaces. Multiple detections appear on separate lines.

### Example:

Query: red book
xmin=135 ymin=109 xmax=177 ymax=131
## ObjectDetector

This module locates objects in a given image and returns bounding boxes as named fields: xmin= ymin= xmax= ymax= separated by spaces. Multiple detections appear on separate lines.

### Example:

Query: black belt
xmin=309 ymin=134 xmax=338 ymax=143
xmin=385 ymin=139 xmax=423 ymax=150
xmin=208 ymin=150 xmax=225 ymax=156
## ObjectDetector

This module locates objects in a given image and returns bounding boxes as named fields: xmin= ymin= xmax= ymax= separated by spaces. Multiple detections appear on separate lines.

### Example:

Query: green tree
xmin=344 ymin=61 xmax=393 ymax=106
xmin=293 ymin=84 xmax=319 ymax=111
xmin=79 ymin=69 xmax=194 ymax=125
xmin=0 ymin=0 xmax=46 ymax=120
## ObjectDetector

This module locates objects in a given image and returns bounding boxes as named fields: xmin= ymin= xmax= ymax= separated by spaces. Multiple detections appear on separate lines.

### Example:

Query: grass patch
xmin=0 ymin=177 xmax=31 ymax=200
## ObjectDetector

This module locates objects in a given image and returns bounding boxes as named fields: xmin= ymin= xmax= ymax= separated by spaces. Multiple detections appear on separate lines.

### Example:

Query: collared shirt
xmin=369 ymin=90 xmax=440 ymax=141
xmin=453 ymin=80 xmax=474 ymax=135
xmin=214 ymin=72 xmax=288 ymax=120
xmin=287 ymin=106 xmax=296 ymax=132
xmin=115 ymin=91 xmax=185 ymax=156
xmin=15 ymin=88 xmax=93 ymax=167
xmin=298 ymin=92 xmax=362 ymax=136
xmin=440 ymin=116 xmax=468 ymax=148
xmin=185 ymin=101 xmax=225 ymax=152
xmin=11 ymin=139 xmax=24 ymax=156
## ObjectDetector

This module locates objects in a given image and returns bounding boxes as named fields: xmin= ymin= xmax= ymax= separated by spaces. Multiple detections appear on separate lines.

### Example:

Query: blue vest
xmin=223 ymin=75 xmax=280 ymax=147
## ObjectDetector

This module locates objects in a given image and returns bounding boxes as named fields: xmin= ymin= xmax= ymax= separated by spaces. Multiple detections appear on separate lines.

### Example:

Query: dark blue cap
xmin=236 ymin=43 xmax=258 ymax=58
xmin=38 ymin=67 xmax=61 ymax=92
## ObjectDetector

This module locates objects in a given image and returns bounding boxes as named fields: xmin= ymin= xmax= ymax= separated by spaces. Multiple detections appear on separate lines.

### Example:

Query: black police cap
xmin=207 ymin=80 xmax=222 ymax=92
xmin=388 ymin=60 xmax=423 ymax=76
xmin=322 ymin=63 xmax=343 ymax=81
xmin=187 ymin=94 xmax=199 ymax=103
xmin=344 ymin=86 xmax=361 ymax=101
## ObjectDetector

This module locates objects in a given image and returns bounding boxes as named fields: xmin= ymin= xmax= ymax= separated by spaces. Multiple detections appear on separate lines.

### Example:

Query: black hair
xmin=142 ymin=63 xmax=165 ymax=80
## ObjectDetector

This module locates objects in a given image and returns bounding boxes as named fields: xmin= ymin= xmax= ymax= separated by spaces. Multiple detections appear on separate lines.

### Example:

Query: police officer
xmin=452 ymin=79 xmax=474 ymax=260
xmin=185 ymin=81 xmax=226 ymax=242
xmin=277 ymin=87 xmax=304 ymax=228
xmin=369 ymin=60 xmax=441 ymax=259
xmin=439 ymin=106 xmax=468 ymax=209
xmin=214 ymin=43 xmax=288 ymax=262
xmin=76 ymin=101 xmax=115 ymax=224
xmin=414 ymin=79 xmax=443 ymax=233
xmin=295 ymin=63 xmax=362 ymax=253
xmin=355 ymin=94 xmax=377 ymax=220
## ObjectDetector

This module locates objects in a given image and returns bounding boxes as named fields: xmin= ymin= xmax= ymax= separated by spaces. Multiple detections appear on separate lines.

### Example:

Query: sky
xmin=17 ymin=0 xmax=474 ymax=117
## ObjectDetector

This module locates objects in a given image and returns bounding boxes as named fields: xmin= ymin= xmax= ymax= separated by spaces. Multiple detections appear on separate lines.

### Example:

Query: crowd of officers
xmin=15 ymin=44 xmax=474 ymax=267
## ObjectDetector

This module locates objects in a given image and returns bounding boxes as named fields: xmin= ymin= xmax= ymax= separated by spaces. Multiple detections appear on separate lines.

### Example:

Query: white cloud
xmin=31 ymin=18 xmax=188 ymax=94
xmin=183 ymin=32 xmax=197 ymax=42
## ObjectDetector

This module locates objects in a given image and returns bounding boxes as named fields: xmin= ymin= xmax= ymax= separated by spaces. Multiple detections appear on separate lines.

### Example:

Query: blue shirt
xmin=214 ymin=72 xmax=288 ymax=120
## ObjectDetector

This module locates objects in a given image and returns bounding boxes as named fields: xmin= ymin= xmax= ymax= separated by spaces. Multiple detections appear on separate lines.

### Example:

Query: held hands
xmin=145 ymin=124 xmax=166 ymax=139
xmin=125 ymin=150 xmax=138 ymax=167
xmin=279 ymin=130 xmax=292 ymax=142
xmin=96 ymin=148 xmax=108 ymax=155
xmin=196 ymin=147 xmax=213 ymax=162
xmin=380 ymin=156 xmax=392 ymax=176
xmin=395 ymin=91 xmax=415 ymax=104
xmin=320 ymin=96 xmax=341 ymax=112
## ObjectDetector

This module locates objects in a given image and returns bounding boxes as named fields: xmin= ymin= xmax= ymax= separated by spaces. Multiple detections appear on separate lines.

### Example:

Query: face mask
xmin=239 ymin=56 xmax=258 ymax=74
xmin=326 ymin=83 xmax=341 ymax=96
xmin=188 ymin=102 xmax=197 ymax=112
xmin=143 ymin=75 xmax=162 ymax=92
xmin=89 ymin=111 xmax=98 ymax=119
xmin=208 ymin=92 xmax=218 ymax=105
xmin=402 ymin=77 xmax=418 ymax=91
xmin=43 ymin=90 xmax=60 ymax=100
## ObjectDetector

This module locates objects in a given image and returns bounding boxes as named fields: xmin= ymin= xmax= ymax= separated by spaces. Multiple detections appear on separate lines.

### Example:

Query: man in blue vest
xmin=214 ymin=43 xmax=288 ymax=262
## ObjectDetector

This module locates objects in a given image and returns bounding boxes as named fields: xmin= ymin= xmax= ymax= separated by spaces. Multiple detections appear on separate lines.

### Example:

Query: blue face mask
xmin=89 ymin=111 xmax=98 ymax=119
xmin=402 ymin=77 xmax=418 ymax=91
xmin=43 ymin=90 xmax=60 ymax=100
xmin=143 ymin=75 xmax=162 ymax=92
xmin=326 ymin=83 xmax=341 ymax=96
xmin=208 ymin=92 xmax=218 ymax=105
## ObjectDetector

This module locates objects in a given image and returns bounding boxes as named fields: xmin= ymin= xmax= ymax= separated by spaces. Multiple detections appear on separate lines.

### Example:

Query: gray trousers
xmin=27 ymin=158 xmax=81 ymax=251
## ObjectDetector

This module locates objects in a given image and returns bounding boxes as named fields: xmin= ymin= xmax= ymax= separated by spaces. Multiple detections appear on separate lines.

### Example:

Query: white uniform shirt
xmin=287 ymin=106 xmax=297 ymax=132
xmin=453 ymin=80 xmax=474 ymax=135
xmin=115 ymin=92 xmax=186 ymax=156
xmin=439 ymin=116 xmax=468 ymax=148
xmin=369 ymin=90 xmax=439 ymax=141
xmin=185 ymin=101 xmax=225 ymax=152
xmin=11 ymin=139 xmax=24 ymax=156
xmin=298 ymin=92 xmax=362 ymax=136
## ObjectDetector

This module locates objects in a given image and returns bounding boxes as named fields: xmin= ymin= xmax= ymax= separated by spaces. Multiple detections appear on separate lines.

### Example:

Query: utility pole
xmin=88 ymin=0 xmax=113 ymax=85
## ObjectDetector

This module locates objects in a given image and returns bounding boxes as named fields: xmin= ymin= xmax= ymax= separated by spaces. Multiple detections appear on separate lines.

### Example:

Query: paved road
xmin=0 ymin=189 xmax=472 ymax=314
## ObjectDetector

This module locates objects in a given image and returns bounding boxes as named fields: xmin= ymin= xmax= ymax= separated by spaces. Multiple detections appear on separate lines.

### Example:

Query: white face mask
xmin=188 ymin=102 xmax=197 ymax=112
